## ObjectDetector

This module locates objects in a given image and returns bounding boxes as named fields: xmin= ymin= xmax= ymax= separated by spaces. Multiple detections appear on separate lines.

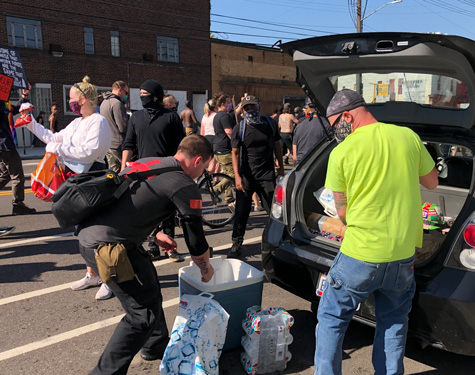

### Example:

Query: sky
xmin=210 ymin=0 xmax=475 ymax=47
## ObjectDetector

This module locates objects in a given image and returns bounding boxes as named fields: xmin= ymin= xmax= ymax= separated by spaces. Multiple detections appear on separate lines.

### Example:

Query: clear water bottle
xmin=240 ymin=306 xmax=293 ymax=374
xmin=257 ymin=315 xmax=293 ymax=374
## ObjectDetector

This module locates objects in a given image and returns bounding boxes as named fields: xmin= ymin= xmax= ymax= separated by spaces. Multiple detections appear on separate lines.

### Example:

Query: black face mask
xmin=140 ymin=94 xmax=156 ymax=109
xmin=171 ymin=107 xmax=178 ymax=112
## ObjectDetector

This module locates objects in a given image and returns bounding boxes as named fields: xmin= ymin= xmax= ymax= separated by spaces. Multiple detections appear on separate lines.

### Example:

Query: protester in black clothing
xmin=0 ymin=92 xmax=36 ymax=215
xmin=122 ymin=80 xmax=184 ymax=167
xmin=294 ymin=106 xmax=306 ymax=124
xmin=121 ymin=80 xmax=185 ymax=261
xmin=78 ymin=135 xmax=214 ymax=375
xmin=229 ymin=95 xmax=284 ymax=258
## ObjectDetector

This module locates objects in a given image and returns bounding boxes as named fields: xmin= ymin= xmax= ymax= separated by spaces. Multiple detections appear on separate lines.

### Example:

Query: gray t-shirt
xmin=293 ymin=116 xmax=331 ymax=162
xmin=77 ymin=157 xmax=208 ymax=255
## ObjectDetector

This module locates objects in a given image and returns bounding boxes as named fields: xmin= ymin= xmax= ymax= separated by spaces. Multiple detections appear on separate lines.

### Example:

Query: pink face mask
xmin=227 ymin=103 xmax=233 ymax=111
xmin=69 ymin=101 xmax=81 ymax=115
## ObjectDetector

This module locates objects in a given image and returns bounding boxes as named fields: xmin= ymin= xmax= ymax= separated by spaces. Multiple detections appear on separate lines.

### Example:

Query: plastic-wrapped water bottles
xmin=240 ymin=306 xmax=294 ymax=375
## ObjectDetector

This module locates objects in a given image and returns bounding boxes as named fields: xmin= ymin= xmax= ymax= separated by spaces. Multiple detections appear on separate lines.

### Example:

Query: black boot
xmin=227 ymin=239 xmax=243 ymax=259
xmin=12 ymin=202 xmax=36 ymax=216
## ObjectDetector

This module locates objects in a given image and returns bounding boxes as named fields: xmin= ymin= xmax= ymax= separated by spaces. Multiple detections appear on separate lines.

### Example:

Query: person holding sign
xmin=0 ymin=79 xmax=36 ymax=215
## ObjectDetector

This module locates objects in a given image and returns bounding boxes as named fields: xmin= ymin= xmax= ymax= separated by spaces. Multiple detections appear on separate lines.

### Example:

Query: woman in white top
xmin=201 ymin=98 xmax=220 ymax=174
xmin=26 ymin=76 xmax=110 ymax=174
xmin=26 ymin=76 xmax=112 ymax=300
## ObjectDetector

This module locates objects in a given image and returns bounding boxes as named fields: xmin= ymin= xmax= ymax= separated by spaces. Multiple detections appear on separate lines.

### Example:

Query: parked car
xmin=262 ymin=32 xmax=475 ymax=356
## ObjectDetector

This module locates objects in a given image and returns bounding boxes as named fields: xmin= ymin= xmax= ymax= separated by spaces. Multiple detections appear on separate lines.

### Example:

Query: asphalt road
xmin=0 ymin=159 xmax=474 ymax=374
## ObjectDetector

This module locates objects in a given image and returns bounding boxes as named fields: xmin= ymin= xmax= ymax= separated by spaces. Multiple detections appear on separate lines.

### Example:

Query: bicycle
xmin=197 ymin=169 xmax=236 ymax=228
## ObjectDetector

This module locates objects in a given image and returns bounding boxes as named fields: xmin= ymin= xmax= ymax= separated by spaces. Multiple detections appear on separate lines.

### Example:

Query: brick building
xmin=211 ymin=39 xmax=306 ymax=115
xmin=0 ymin=0 xmax=211 ymax=142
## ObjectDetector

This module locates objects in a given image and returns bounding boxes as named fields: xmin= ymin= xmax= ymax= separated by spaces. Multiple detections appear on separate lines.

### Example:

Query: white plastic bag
xmin=159 ymin=292 xmax=230 ymax=375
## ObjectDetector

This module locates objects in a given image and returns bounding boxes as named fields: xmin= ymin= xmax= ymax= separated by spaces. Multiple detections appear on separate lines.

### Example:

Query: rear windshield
xmin=330 ymin=73 xmax=469 ymax=109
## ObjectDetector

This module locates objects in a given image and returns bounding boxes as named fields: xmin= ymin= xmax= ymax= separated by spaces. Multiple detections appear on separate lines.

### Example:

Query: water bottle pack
xmin=240 ymin=306 xmax=294 ymax=375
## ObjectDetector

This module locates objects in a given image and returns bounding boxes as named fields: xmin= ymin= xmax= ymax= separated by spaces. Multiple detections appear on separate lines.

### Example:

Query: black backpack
xmin=51 ymin=158 xmax=180 ymax=228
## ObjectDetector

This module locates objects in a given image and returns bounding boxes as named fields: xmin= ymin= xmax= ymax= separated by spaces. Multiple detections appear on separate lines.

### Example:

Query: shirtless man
xmin=278 ymin=104 xmax=298 ymax=164
xmin=180 ymin=100 xmax=199 ymax=136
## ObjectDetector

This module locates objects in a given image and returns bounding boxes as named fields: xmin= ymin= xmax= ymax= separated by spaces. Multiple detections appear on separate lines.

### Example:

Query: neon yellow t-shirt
xmin=325 ymin=122 xmax=435 ymax=262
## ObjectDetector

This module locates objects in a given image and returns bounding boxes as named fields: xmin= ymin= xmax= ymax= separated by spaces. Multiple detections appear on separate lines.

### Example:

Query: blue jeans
xmin=314 ymin=252 xmax=416 ymax=375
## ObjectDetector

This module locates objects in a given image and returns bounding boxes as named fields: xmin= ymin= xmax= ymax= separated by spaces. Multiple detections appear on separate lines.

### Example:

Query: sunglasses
xmin=330 ymin=113 xmax=343 ymax=128
xmin=115 ymin=81 xmax=128 ymax=96
xmin=73 ymin=83 xmax=87 ymax=97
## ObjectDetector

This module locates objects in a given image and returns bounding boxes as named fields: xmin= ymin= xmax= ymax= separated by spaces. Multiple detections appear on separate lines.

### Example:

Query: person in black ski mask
xmin=121 ymin=79 xmax=185 ymax=262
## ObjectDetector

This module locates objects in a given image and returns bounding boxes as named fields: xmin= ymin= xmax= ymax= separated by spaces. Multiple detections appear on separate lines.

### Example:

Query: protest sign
xmin=0 ymin=74 xmax=14 ymax=101
xmin=0 ymin=47 xmax=27 ymax=89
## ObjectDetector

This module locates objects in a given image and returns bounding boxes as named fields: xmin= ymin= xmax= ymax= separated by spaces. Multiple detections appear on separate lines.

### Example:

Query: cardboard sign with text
xmin=0 ymin=47 xmax=27 ymax=89
xmin=0 ymin=74 xmax=13 ymax=101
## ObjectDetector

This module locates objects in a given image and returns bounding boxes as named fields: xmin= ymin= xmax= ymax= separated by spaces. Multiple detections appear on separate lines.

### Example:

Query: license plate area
xmin=316 ymin=273 xmax=327 ymax=297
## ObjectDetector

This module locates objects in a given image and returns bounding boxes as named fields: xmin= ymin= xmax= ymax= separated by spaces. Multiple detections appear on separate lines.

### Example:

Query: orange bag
xmin=31 ymin=152 xmax=66 ymax=202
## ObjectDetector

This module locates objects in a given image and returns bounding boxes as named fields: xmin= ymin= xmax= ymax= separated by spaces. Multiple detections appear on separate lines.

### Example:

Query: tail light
xmin=446 ymin=213 xmax=475 ymax=271
xmin=271 ymin=177 xmax=285 ymax=221
xmin=463 ymin=224 xmax=475 ymax=247
xmin=460 ymin=224 xmax=475 ymax=269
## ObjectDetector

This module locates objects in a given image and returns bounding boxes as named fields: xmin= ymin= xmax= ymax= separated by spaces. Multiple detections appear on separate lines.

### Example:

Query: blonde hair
xmin=204 ymin=98 xmax=217 ymax=116
xmin=73 ymin=76 xmax=98 ymax=107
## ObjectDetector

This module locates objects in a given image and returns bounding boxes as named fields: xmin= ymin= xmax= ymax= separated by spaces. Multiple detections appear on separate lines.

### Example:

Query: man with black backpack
xmin=229 ymin=95 xmax=285 ymax=258
xmin=76 ymin=135 xmax=214 ymax=375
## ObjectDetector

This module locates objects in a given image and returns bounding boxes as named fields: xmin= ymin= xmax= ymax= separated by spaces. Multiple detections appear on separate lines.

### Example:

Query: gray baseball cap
xmin=327 ymin=89 xmax=366 ymax=117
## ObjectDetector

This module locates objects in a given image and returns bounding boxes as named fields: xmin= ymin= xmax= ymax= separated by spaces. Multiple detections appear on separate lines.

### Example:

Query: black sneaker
xmin=227 ymin=241 xmax=242 ymax=259
xmin=140 ymin=352 xmax=161 ymax=361
xmin=0 ymin=226 xmax=15 ymax=237
xmin=12 ymin=203 xmax=36 ymax=216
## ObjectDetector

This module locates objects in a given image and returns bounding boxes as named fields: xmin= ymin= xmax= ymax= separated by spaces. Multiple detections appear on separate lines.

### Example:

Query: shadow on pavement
xmin=0 ymin=237 xmax=78 ymax=260
xmin=0 ymin=262 xmax=85 ymax=283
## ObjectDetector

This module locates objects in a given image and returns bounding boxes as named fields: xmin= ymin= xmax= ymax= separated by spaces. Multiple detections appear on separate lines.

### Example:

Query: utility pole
xmin=355 ymin=0 xmax=362 ymax=93
xmin=356 ymin=0 xmax=362 ymax=33
xmin=354 ymin=0 xmax=402 ymax=92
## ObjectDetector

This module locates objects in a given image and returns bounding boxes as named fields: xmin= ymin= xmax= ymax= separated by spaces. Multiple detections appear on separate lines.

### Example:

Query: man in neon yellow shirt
xmin=314 ymin=89 xmax=439 ymax=375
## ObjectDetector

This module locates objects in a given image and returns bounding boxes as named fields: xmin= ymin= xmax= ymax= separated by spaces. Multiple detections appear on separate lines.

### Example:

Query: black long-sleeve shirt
xmin=122 ymin=108 xmax=184 ymax=158
xmin=0 ymin=97 xmax=27 ymax=151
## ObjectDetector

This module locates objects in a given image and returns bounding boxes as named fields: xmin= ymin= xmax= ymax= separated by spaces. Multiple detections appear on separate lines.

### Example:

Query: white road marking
xmin=0 ymin=297 xmax=180 ymax=362
xmin=22 ymin=162 xmax=40 ymax=167
xmin=0 ymin=235 xmax=262 ymax=361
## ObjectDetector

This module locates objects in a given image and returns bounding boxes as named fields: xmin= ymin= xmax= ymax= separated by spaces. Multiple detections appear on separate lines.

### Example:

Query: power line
xmin=415 ymin=0 xmax=475 ymax=36
xmin=211 ymin=20 xmax=319 ymax=38
xmin=210 ymin=14 xmax=334 ymax=35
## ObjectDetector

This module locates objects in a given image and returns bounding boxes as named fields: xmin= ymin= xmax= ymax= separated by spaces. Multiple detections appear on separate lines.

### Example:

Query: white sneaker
xmin=71 ymin=273 xmax=102 ymax=291
xmin=95 ymin=283 xmax=113 ymax=300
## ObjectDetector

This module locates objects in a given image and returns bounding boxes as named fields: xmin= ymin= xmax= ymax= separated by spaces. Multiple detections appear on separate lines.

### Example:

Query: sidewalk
xmin=17 ymin=146 xmax=46 ymax=160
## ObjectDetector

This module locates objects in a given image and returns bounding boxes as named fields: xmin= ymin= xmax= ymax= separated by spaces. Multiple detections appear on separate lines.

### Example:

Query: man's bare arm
xmin=333 ymin=191 xmax=348 ymax=225
xmin=121 ymin=150 xmax=134 ymax=171
xmin=420 ymin=168 xmax=438 ymax=190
